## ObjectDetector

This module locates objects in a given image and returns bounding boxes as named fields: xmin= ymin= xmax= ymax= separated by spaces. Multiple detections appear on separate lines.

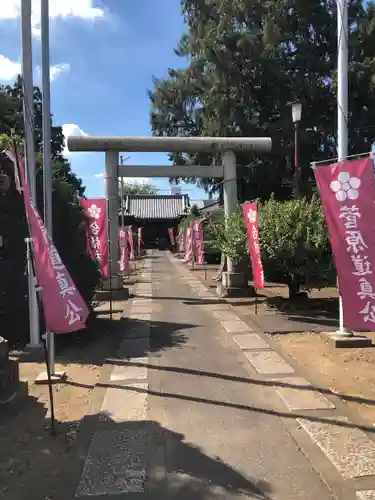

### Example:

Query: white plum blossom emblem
xmin=87 ymin=204 xmax=101 ymax=220
xmin=247 ymin=209 xmax=257 ymax=223
xmin=330 ymin=172 xmax=361 ymax=202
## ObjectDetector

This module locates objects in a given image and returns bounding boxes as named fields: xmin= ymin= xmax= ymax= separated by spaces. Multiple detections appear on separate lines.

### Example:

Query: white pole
xmin=21 ymin=0 xmax=41 ymax=348
xmin=337 ymin=0 xmax=352 ymax=336
xmin=41 ymin=0 xmax=57 ymax=370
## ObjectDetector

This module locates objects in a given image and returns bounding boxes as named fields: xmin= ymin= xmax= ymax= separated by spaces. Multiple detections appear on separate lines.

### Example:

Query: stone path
xmin=71 ymin=250 xmax=375 ymax=499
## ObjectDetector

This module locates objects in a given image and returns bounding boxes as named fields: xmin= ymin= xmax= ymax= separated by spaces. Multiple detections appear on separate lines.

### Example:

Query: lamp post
xmin=291 ymin=100 xmax=302 ymax=197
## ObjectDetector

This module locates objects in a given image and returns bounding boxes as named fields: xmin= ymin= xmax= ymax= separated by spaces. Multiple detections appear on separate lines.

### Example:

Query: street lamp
xmin=291 ymin=100 xmax=302 ymax=197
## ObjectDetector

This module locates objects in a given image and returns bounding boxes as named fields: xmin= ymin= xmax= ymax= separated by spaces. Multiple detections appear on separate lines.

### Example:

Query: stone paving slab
xmin=101 ymin=383 xmax=148 ymax=422
xmin=233 ymin=333 xmax=270 ymax=350
xmin=221 ymin=320 xmax=253 ymax=333
xmin=110 ymin=363 xmax=148 ymax=381
xmin=202 ymin=303 xmax=231 ymax=311
xmin=244 ymin=351 xmax=295 ymax=374
xmin=123 ymin=322 xmax=150 ymax=339
xmin=357 ymin=492 xmax=375 ymax=500
xmin=212 ymin=310 xmax=241 ymax=322
xmin=128 ymin=313 xmax=151 ymax=321
xmin=75 ymin=429 xmax=147 ymax=496
xmin=117 ymin=338 xmax=150 ymax=358
xmin=273 ymin=377 xmax=335 ymax=411
xmin=298 ymin=416 xmax=375 ymax=479
xmin=129 ymin=306 xmax=152 ymax=314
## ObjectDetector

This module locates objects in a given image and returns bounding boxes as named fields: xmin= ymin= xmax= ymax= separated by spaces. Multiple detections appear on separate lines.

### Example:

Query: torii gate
xmin=67 ymin=136 xmax=272 ymax=288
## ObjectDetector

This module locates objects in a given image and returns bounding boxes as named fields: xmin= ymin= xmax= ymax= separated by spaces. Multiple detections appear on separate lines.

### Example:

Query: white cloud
xmin=49 ymin=62 xmax=70 ymax=81
xmin=95 ymin=172 xmax=104 ymax=178
xmin=34 ymin=62 xmax=71 ymax=82
xmin=0 ymin=0 xmax=106 ymax=37
xmin=0 ymin=53 xmax=70 ymax=83
xmin=0 ymin=54 xmax=21 ymax=81
xmin=123 ymin=178 xmax=153 ymax=186
xmin=62 ymin=123 xmax=88 ymax=156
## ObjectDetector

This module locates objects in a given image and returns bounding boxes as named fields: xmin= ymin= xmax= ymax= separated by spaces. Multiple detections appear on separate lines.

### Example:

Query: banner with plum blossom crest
xmin=81 ymin=199 xmax=109 ymax=278
xmin=314 ymin=157 xmax=375 ymax=330
xmin=7 ymin=148 xmax=89 ymax=334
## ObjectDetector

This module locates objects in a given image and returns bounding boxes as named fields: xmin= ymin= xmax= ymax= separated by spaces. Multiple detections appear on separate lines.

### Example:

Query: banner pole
xmin=42 ymin=333 xmax=56 ymax=435
xmin=106 ymin=199 xmax=113 ymax=321
xmin=25 ymin=236 xmax=56 ymax=435
xmin=336 ymin=0 xmax=352 ymax=337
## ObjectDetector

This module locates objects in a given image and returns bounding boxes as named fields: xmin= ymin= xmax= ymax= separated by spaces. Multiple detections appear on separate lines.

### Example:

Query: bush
xmin=259 ymin=195 xmax=335 ymax=296
xmin=204 ymin=209 xmax=247 ymax=263
xmin=205 ymin=196 xmax=335 ymax=297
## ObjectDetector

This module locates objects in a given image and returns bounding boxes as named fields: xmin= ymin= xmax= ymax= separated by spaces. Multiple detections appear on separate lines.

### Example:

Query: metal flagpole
xmin=21 ymin=0 xmax=41 ymax=348
xmin=336 ymin=0 xmax=352 ymax=337
xmin=41 ymin=0 xmax=58 ymax=369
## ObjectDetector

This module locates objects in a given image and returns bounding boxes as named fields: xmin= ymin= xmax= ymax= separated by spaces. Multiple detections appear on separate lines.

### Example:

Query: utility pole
xmin=41 ymin=0 xmax=59 ymax=372
xmin=337 ymin=0 xmax=351 ymax=337
xmin=21 ymin=0 xmax=41 ymax=348
xmin=120 ymin=156 xmax=124 ymax=228
xmin=119 ymin=155 xmax=130 ymax=228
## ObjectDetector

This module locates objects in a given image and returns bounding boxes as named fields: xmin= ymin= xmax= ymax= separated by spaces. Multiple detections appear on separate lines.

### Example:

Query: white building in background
xmin=169 ymin=185 xmax=182 ymax=195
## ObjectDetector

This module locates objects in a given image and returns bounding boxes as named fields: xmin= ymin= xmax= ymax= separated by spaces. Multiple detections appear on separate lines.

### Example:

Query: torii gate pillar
xmin=105 ymin=151 xmax=120 ymax=289
xmin=222 ymin=151 xmax=237 ymax=274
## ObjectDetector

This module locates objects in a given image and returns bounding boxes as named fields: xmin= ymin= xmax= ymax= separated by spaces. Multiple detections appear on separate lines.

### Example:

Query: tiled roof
xmin=122 ymin=194 xmax=189 ymax=220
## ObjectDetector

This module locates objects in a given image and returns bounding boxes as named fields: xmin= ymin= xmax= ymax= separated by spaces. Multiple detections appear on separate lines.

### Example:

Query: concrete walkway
xmin=70 ymin=251 xmax=375 ymax=500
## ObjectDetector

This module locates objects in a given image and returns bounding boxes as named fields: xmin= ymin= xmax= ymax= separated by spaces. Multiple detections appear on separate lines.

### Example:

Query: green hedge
xmin=205 ymin=196 xmax=336 ymax=296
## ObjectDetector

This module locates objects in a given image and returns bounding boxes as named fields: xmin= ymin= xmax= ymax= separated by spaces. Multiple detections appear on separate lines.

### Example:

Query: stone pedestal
xmin=222 ymin=272 xmax=247 ymax=289
xmin=219 ymin=272 xmax=256 ymax=298
xmin=0 ymin=337 xmax=23 ymax=404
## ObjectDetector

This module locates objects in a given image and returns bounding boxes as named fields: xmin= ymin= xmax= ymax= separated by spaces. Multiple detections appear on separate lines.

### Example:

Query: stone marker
xmin=0 ymin=337 xmax=22 ymax=403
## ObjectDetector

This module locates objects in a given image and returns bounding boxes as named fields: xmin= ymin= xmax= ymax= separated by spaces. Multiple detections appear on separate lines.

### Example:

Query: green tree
xmin=119 ymin=180 xmax=158 ymax=196
xmin=150 ymin=0 xmax=372 ymax=201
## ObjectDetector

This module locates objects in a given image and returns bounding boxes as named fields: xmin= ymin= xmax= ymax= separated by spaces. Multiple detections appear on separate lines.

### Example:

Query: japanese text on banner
xmin=314 ymin=158 xmax=375 ymax=329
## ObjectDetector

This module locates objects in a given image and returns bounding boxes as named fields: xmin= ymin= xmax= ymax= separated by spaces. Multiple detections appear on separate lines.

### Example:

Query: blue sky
xmin=0 ymin=0 xmax=207 ymax=200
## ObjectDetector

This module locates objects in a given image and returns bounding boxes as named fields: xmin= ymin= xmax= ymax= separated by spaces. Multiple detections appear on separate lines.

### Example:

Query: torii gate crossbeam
xmin=68 ymin=136 xmax=272 ymax=289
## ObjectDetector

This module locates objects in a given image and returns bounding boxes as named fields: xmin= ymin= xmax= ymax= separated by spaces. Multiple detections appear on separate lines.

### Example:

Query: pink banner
xmin=193 ymin=220 xmax=205 ymax=264
xmin=183 ymin=224 xmax=194 ymax=262
xmin=168 ymin=228 xmax=175 ymax=246
xmin=127 ymin=226 xmax=135 ymax=260
xmin=8 ymin=149 xmax=89 ymax=334
xmin=137 ymin=227 xmax=143 ymax=252
xmin=242 ymin=202 xmax=265 ymax=289
xmin=178 ymin=230 xmax=185 ymax=252
xmin=314 ymin=157 xmax=375 ymax=330
xmin=81 ymin=199 xmax=109 ymax=278
xmin=118 ymin=227 xmax=129 ymax=275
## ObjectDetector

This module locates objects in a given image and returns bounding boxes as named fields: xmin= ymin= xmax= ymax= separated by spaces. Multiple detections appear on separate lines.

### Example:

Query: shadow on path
xmin=75 ymin=415 xmax=273 ymax=499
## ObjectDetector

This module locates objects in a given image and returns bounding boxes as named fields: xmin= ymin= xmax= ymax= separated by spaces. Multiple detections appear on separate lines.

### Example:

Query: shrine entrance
xmin=67 ymin=136 xmax=272 ymax=288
